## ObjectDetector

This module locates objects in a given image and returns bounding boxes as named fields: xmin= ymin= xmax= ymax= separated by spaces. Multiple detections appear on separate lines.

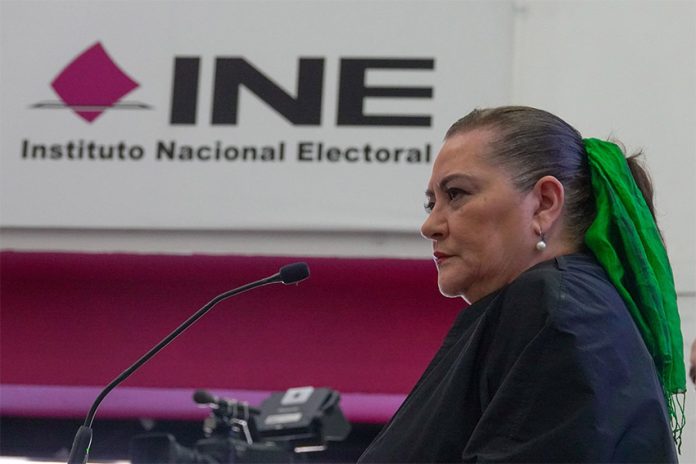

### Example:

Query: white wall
xmin=1 ymin=0 xmax=693 ymax=290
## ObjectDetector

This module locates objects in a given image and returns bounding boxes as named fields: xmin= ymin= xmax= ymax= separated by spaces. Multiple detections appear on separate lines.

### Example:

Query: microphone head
xmin=193 ymin=389 xmax=217 ymax=405
xmin=279 ymin=262 xmax=310 ymax=285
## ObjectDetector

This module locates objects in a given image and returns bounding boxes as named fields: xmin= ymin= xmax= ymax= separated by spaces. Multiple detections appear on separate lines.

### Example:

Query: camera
xmin=130 ymin=386 xmax=351 ymax=463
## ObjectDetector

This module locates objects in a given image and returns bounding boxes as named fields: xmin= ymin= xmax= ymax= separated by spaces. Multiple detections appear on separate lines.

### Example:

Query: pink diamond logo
xmin=50 ymin=42 xmax=139 ymax=123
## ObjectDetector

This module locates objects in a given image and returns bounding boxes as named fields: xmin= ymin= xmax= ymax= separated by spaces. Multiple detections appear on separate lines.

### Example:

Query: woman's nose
xmin=420 ymin=208 xmax=447 ymax=240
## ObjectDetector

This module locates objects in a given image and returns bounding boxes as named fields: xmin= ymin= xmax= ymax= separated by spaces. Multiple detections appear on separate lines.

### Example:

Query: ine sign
xmin=0 ymin=0 xmax=512 ymax=231
xmin=172 ymin=57 xmax=435 ymax=126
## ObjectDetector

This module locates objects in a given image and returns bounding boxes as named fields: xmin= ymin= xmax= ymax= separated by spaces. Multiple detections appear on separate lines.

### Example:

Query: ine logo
xmin=31 ymin=42 xmax=150 ymax=123
xmin=29 ymin=41 xmax=434 ymax=127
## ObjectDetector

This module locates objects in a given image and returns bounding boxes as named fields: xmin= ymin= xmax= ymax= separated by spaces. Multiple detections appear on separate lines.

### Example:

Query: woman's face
xmin=421 ymin=129 xmax=540 ymax=303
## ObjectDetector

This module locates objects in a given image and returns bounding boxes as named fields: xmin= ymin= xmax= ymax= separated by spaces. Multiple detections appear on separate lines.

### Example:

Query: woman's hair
xmin=445 ymin=106 xmax=657 ymax=245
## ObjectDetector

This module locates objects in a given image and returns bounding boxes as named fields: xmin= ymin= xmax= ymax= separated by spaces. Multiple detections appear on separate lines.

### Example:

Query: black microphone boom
xmin=67 ymin=262 xmax=310 ymax=464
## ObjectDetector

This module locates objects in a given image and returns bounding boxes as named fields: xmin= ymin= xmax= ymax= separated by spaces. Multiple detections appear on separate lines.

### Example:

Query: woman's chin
xmin=437 ymin=280 xmax=466 ymax=299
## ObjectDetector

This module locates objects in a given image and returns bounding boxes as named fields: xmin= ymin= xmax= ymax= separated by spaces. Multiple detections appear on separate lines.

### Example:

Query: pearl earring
xmin=535 ymin=233 xmax=547 ymax=251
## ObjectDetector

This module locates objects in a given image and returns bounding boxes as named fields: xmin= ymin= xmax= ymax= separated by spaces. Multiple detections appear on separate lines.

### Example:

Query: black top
xmin=358 ymin=254 xmax=677 ymax=463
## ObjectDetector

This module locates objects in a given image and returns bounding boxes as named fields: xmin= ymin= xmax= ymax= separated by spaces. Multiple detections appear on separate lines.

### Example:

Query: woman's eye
xmin=424 ymin=200 xmax=435 ymax=214
xmin=446 ymin=188 xmax=467 ymax=200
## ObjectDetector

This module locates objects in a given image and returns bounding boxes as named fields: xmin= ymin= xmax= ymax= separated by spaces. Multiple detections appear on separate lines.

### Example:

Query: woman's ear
xmin=532 ymin=175 xmax=565 ymax=234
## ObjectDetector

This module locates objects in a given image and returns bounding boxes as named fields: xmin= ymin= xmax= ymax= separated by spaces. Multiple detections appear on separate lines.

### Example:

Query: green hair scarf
xmin=583 ymin=138 xmax=686 ymax=447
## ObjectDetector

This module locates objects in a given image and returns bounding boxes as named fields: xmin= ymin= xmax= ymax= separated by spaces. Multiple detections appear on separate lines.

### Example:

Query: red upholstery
xmin=0 ymin=251 xmax=463 ymax=422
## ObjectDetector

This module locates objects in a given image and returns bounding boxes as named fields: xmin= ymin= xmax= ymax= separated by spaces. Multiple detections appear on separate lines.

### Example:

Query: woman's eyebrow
xmin=439 ymin=173 xmax=475 ymax=188
xmin=425 ymin=173 xmax=476 ymax=197
xmin=425 ymin=172 xmax=478 ymax=198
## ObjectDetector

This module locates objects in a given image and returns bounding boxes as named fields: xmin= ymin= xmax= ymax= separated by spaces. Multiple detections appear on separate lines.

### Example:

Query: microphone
xmin=67 ymin=262 xmax=310 ymax=464
xmin=278 ymin=262 xmax=310 ymax=285
xmin=193 ymin=389 xmax=223 ymax=405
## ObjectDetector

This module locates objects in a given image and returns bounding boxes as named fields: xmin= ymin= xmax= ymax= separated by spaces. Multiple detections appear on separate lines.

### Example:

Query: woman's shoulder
xmin=499 ymin=253 xmax=625 ymax=326
xmin=502 ymin=252 xmax=633 ymax=337
xmin=509 ymin=253 xmax=608 ymax=289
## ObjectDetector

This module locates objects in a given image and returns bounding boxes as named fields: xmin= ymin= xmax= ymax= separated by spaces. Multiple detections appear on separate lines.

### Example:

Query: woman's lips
xmin=433 ymin=251 xmax=453 ymax=265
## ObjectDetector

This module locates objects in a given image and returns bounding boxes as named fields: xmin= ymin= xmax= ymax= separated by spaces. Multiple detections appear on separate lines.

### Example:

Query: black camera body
xmin=130 ymin=433 xmax=292 ymax=463
xmin=130 ymin=387 xmax=350 ymax=463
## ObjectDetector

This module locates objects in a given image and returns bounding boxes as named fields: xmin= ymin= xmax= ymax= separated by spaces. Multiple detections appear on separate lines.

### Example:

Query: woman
xmin=358 ymin=106 xmax=685 ymax=463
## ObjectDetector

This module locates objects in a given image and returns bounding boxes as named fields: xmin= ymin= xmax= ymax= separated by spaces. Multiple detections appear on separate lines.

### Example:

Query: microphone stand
xmin=67 ymin=263 xmax=308 ymax=464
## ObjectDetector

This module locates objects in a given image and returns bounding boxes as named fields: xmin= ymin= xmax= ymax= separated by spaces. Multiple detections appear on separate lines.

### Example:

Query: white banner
xmin=0 ymin=0 xmax=512 ymax=231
